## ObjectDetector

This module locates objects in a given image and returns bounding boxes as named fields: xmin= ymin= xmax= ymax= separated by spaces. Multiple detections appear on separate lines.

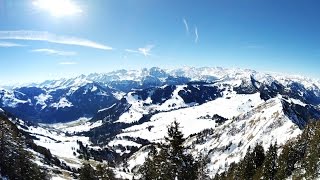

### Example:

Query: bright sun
xmin=32 ymin=0 xmax=82 ymax=18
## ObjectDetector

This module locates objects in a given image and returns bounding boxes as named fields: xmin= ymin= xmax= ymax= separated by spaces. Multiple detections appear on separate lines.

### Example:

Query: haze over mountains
xmin=1 ymin=66 xmax=320 ymax=179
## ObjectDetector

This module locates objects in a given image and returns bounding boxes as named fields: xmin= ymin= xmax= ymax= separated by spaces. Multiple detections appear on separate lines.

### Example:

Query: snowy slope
xmin=0 ymin=82 xmax=118 ymax=123
xmin=0 ymin=88 xmax=31 ymax=108
xmin=2 ymin=66 xmax=320 ymax=123
xmin=115 ymin=85 xmax=189 ymax=124
xmin=122 ymin=95 xmax=302 ymax=178
xmin=18 ymin=120 xmax=91 ymax=169
xmin=185 ymin=96 xmax=302 ymax=176
xmin=2 ymin=66 xmax=320 ymax=179
xmin=48 ymin=117 xmax=103 ymax=133
xmin=82 ymin=67 xmax=320 ymax=170
xmin=117 ymin=92 xmax=263 ymax=142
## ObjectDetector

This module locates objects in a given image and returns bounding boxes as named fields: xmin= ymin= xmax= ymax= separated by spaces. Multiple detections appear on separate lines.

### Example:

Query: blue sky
xmin=0 ymin=0 xmax=320 ymax=84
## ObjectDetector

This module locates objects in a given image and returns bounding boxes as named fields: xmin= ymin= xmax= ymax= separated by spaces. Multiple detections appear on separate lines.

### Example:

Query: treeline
xmin=137 ymin=120 xmax=320 ymax=180
xmin=0 ymin=114 xmax=49 ymax=180
xmin=214 ymin=121 xmax=320 ymax=180
xmin=79 ymin=163 xmax=116 ymax=180
xmin=135 ymin=121 xmax=210 ymax=180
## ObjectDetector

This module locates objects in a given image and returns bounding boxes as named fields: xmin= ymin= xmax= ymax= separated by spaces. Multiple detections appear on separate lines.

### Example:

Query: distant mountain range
xmin=1 ymin=67 xmax=320 ymax=179
xmin=1 ymin=67 xmax=319 ymax=124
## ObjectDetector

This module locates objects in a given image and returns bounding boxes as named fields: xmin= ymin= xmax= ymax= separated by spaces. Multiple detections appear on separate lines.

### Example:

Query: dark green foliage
xmin=213 ymin=143 xmax=267 ymax=180
xmin=213 ymin=121 xmax=320 ymax=180
xmin=96 ymin=164 xmax=116 ymax=180
xmin=137 ymin=121 xmax=199 ymax=180
xmin=262 ymin=142 xmax=278 ymax=180
xmin=241 ymin=146 xmax=255 ymax=179
xmin=0 ymin=114 xmax=49 ymax=180
xmin=27 ymin=140 xmax=62 ymax=167
xmin=240 ymin=144 xmax=265 ymax=180
xmin=252 ymin=144 xmax=265 ymax=168
xmin=79 ymin=163 xmax=116 ymax=180
xmin=138 ymin=145 xmax=172 ymax=179
xmin=79 ymin=163 xmax=97 ymax=180
xmin=300 ymin=121 xmax=320 ymax=179
xmin=276 ymin=141 xmax=298 ymax=179
xmin=197 ymin=154 xmax=211 ymax=180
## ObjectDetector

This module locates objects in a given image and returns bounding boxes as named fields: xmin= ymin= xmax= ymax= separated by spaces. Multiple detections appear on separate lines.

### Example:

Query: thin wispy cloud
xmin=138 ymin=45 xmax=154 ymax=57
xmin=183 ymin=18 xmax=189 ymax=34
xmin=31 ymin=48 xmax=77 ymax=56
xmin=0 ymin=41 xmax=25 ymax=47
xmin=125 ymin=49 xmax=139 ymax=53
xmin=0 ymin=30 xmax=113 ymax=50
xmin=59 ymin=61 xmax=77 ymax=65
xmin=125 ymin=45 xmax=154 ymax=57
xmin=195 ymin=26 xmax=199 ymax=43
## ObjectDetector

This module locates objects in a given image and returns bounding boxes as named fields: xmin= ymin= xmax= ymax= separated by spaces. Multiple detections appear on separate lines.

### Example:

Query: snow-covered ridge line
xmin=7 ymin=66 xmax=319 ymax=90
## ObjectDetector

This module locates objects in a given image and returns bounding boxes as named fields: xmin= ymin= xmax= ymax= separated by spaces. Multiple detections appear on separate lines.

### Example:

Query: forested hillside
xmin=212 ymin=121 xmax=320 ymax=180
xmin=0 ymin=112 xmax=48 ymax=179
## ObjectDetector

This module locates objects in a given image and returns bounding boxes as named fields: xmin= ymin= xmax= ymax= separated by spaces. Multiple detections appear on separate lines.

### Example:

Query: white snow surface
xmin=184 ymin=96 xmax=302 ymax=176
xmin=50 ymin=97 xmax=73 ymax=109
xmin=118 ymin=92 xmax=263 ymax=142
xmin=26 ymin=125 xmax=89 ymax=168
xmin=112 ymin=89 xmax=304 ymax=179
xmin=290 ymin=98 xmax=307 ymax=107
xmin=15 ymin=119 xmax=96 ymax=169
xmin=0 ymin=89 xmax=30 ymax=108
xmin=34 ymin=93 xmax=52 ymax=109
xmin=48 ymin=117 xmax=101 ymax=133
xmin=112 ymin=92 xmax=126 ymax=100
xmin=124 ymin=96 xmax=302 ymax=177
xmin=26 ymin=66 xmax=320 ymax=94
xmin=108 ymin=139 xmax=142 ymax=148
xmin=29 ymin=126 xmax=90 ymax=168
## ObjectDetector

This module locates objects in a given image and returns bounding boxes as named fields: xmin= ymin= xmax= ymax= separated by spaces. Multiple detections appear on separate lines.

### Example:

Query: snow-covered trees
xmin=214 ymin=121 xmax=320 ymax=180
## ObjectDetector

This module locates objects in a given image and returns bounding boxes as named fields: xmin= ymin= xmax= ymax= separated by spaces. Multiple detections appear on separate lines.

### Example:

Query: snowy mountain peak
xmin=2 ymin=66 xmax=320 ymax=179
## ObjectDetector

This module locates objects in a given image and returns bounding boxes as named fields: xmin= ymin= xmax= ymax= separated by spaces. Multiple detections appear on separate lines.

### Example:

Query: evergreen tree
xmin=302 ymin=121 xmax=320 ymax=179
xmin=213 ymin=122 xmax=320 ymax=180
xmin=234 ymin=144 xmax=265 ymax=180
xmin=138 ymin=121 xmax=198 ymax=180
xmin=262 ymin=142 xmax=278 ymax=180
xmin=79 ymin=163 xmax=97 ymax=180
xmin=165 ymin=121 xmax=198 ymax=180
xmin=96 ymin=163 xmax=116 ymax=180
xmin=252 ymin=144 xmax=265 ymax=169
xmin=137 ymin=145 xmax=161 ymax=179
xmin=239 ymin=146 xmax=255 ymax=180
xmin=276 ymin=141 xmax=298 ymax=179
xmin=197 ymin=153 xmax=211 ymax=180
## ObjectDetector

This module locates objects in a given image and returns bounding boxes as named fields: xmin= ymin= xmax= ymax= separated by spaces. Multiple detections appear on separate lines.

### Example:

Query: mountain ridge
xmin=1 ymin=66 xmax=320 ymax=124
xmin=2 ymin=66 xmax=320 ymax=179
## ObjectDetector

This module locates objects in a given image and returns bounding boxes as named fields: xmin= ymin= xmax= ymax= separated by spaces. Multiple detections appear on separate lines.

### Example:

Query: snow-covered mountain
xmin=1 ymin=66 xmax=320 ymax=124
xmin=2 ymin=67 xmax=320 ymax=179
xmin=0 ymin=82 xmax=118 ymax=123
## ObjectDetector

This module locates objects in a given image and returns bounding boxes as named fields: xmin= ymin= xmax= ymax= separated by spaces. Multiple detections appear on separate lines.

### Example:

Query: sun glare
xmin=32 ymin=0 xmax=82 ymax=18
